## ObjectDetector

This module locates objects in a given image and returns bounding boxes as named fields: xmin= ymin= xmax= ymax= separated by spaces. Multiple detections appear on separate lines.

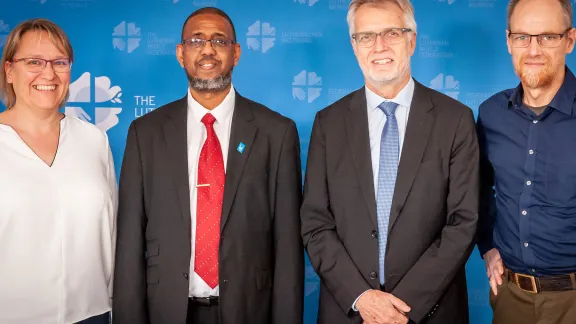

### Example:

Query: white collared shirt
xmin=186 ymin=85 xmax=235 ymax=297
xmin=0 ymin=116 xmax=117 ymax=324
xmin=366 ymin=77 xmax=415 ymax=197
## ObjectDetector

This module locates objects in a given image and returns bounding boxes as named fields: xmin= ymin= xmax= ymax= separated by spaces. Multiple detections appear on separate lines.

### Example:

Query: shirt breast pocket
xmin=545 ymin=158 xmax=576 ymax=205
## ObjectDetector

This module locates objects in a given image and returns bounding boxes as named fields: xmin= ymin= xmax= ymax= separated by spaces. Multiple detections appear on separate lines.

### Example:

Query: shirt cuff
xmin=351 ymin=289 xmax=371 ymax=312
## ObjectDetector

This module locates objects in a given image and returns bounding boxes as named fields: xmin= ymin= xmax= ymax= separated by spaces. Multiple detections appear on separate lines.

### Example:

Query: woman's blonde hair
xmin=0 ymin=18 xmax=74 ymax=109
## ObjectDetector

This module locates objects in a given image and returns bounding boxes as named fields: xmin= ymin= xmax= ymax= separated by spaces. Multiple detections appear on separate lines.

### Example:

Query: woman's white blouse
xmin=0 ymin=116 xmax=117 ymax=324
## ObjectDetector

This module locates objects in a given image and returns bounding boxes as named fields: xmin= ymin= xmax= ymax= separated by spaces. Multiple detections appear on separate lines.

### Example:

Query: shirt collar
xmin=508 ymin=66 xmax=576 ymax=116
xmin=187 ymin=84 xmax=236 ymax=124
xmin=365 ymin=77 xmax=415 ymax=111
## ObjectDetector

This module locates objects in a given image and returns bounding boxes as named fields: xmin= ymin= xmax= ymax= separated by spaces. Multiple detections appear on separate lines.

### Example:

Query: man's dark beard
xmin=188 ymin=68 xmax=232 ymax=93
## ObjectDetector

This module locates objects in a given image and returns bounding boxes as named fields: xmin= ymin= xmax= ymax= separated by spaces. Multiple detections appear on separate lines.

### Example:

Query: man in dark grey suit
xmin=112 ymin=7 xmax=304 ymax=324
xmin=301 ymin=0 xmax=479 ymax=323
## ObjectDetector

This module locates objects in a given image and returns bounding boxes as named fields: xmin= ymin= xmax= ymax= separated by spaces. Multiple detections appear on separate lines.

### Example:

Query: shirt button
xmin=369 ymin=272 xmax=378 ymax=280
xmin=371 ymin=230 xmax=378 ymax=239
xmin=522 ymin=210 xmax=527 ymax=215
xmin=533 ymin=120 xmax=538 ymax=124
xmin=529 ymin=149 xmax=534 ymax=155
xmin=526 ymin=181 xmax=532 ymax=186
xmin=531 ymin=269 xmax=536 ymax=273
xmin=183 ymin=273 xmax=189 ymax=280
xmin=524 ymin=242 xmax=529 ymax=247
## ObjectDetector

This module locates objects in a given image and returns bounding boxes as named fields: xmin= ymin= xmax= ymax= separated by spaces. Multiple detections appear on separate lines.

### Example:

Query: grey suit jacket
xmin=113 ymin=91 xmax=304 ymax=324
xmin=301 ymin=80 xmax=479 ymax=324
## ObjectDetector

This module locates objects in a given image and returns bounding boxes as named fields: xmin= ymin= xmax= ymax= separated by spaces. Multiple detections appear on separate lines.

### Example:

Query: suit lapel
xmin=345 ymin=88 xmax=378 ymax=228
xmin=162 ymin=96 xmax=192 ymax=231
xmin=221 ymin=93 xmax=257 ymax=231
xmin=388 ymin=81 xmax=435 ymax=231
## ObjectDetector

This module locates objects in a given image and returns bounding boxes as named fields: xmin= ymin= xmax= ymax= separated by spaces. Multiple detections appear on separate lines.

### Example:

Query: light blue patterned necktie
xmin=376 ymin=101 xmax=399 ymax=285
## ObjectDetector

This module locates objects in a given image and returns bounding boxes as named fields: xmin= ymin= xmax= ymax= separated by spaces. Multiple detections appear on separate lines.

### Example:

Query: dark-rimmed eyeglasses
xmin=181 ymin=38 xmax=236 ymax=50
xmin=352 ymin=28 xmax=413 ymax=47
xmin=508 ymin=28 xmax=573 ymax=48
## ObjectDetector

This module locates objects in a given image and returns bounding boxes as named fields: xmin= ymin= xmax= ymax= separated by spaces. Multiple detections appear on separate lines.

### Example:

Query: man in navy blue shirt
xmin=477 ymin=0 xmax=576 ymax=322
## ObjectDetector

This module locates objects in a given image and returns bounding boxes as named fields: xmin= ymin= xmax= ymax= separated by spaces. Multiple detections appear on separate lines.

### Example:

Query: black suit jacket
xmin=301 ymin=81 xmax=479 ymax=324
xmin=113 ymin=92 xmax=304 ymax=324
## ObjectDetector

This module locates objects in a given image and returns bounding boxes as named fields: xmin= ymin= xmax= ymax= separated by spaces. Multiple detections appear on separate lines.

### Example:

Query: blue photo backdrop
xmin=2 ymin=0 xmax=576 ymax=322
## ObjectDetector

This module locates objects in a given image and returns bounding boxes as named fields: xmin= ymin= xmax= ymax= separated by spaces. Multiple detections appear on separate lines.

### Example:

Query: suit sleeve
xmin=301 ymin=113 xmax=372 ymax=316
xmin=476 ymin=109 xmax=496 ymax=257
xmin=390 ymin=108 xmax=480 ymax=323
xmin=272 ymin=120 xmax=305 ymax=324
xmin=112 ymin=122 xmax=150 ymax=324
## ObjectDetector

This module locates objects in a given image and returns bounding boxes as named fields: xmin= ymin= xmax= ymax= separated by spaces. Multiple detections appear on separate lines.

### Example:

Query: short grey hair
xmin=347 ymin=0 xmax=418 ymax=36
xmin=507 ymin=0 xmax=572 ymax=30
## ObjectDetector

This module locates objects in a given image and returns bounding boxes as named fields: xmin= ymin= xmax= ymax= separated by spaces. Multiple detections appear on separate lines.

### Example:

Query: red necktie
xmin=194 ymin=113 xmax=225 ymax=289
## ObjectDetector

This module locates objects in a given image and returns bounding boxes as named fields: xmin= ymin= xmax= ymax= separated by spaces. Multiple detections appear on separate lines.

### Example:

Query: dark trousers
xmin=75 ymin=312 xmax=110 ymax=324
xmin=490 ymin=275 xmax=576 ymax=324
xmin=186 ymin=299 xmax=219 ymax=324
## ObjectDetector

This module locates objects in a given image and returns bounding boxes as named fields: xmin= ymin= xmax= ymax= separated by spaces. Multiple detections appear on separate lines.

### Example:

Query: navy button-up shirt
xmin=477 ymin=66 xmax=576 ymax=276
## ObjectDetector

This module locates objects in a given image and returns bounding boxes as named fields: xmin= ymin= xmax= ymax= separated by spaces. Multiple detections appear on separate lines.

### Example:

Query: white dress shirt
xmin=186 ymin=85 xmax=235 ymax=297
xmin=0 ymin=116 xmax=117 ymax=324
xmin=352 ymin=77 xmax=415 ymax=310
xmin=366 ymin=77 xmax=415 ymax=197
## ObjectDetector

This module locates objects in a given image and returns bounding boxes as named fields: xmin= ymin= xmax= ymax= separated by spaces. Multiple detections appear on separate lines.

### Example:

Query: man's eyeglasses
xmin=182 ymin=38 xmax=236 ymax=50
xmin=352 ymin=28 xmax=413 ymax=47
xmin=508 ymin=28 xmax=573 ymax=48
xmin=9 ymin=58 xmax=72 ymax=73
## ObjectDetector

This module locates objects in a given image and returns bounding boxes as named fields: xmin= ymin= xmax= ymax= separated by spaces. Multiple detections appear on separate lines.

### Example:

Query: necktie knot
xmin=201 ymin=113 xmax=217 ymax=126
xmin=378 ymin=101 xmax=398 ymax=116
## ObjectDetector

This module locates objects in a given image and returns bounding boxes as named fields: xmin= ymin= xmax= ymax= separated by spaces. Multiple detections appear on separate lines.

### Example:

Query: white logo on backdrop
xmin=112 ymin=21 xmax=141 ymax=54
xmin=430 ymin=73 xmax=460 ymax=100
xmin=293 ymin=70 xmax=323 ymax=103
xmin=246 ymin=21 xmax=276 ymax=54
xmin=65 ymin=72 xmax=123 ymax=132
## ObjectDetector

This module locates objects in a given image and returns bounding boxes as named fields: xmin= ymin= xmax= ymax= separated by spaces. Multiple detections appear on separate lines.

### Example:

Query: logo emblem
xmin=246 ymin=21 xmax=276 ymax=53
xmin=65 ymin=72 xmax=123 ymax=132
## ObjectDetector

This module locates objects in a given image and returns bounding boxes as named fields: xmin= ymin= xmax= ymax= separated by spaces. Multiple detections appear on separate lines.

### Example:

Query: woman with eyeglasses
xmin=0 ymin=19 xmax=116 ymax=324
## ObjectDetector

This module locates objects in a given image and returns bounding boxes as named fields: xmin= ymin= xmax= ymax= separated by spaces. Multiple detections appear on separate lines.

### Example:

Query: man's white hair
xmin=346 ymin=0 xmax=418 ymax=36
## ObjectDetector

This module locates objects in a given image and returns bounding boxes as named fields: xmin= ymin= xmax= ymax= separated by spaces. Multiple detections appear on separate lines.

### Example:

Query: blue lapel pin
xmin=237 ymin=142 xmax=246 ymax=153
